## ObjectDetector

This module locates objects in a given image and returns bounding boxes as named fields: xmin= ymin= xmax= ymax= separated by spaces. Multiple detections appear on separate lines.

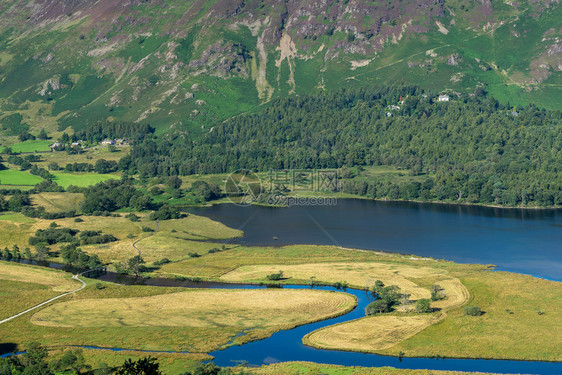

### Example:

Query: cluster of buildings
xmin=50 ymin=139 xmax=129 ymax=151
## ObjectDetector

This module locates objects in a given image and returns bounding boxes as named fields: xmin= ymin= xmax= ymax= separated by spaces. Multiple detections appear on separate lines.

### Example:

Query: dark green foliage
xmin=464 ymin=305 xmax=483 ymax=316
xmin=126 ymin=213 xmax=140 ymax=222
xmin=0 ymin=113 xmax=27 ymax=136
xmin=431 ymin=284 xmax=446 ymax=301
xmin=416 ymin=298 xmax=433 ymax=313
xmin=167 ymin=176 xmax=182 ymax=189
xmin=153 ymin=258 xmax=170 ymax=266
xmin=371 ymin=280 xmax=402 ymax=310
xmin=94 ymin=159 xmax=118 ymax=174
xmin=191 ymin=181 xmax=221 ymax=201
xmin=59 ymin=243 xmax=102 ymax=269
xmin=18 ymin=131 xmax=35 ymax=142
xmin=80 ymin=179 xmax=150 ymax=214
xmin=266 ymin=270 xmax=284 ymax=280
xmin=29 ymin=227 xmax=78 ymax=245
xmin=38 ymin=129 xmax=49 ymax=140
xmin=149 ymin=205 xmax=181 ymax=221
xmin=127 ymin=87 xmax=562 ymax=206
xmin=115 ymin=356 xmax=161 ymax=375
xmin=126 ymin=255 xmax=147 ymax=276
xmin=7 ymin=194 xmax=31 ymax=211
xmin=365 ymin=299 xmax=389 ymax=315
xmin=75 ymin=120 xmax=154 ymax=143
xmin=188 ymin=252 xmax=201 ymax=258
xmin=182 ymin=362 xmax=247 ymax=375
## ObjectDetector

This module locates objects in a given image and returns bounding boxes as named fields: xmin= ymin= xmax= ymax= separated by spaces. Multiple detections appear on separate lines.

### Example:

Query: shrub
xmin=188 ymin=252 xmax=200 ymax=258
xmin=142 ymin=226 xmax=153 ymax=232
xmin=431 ymin=284 xmax=446 ymax=301
xmin=153 ymin=258 xmax=171 ymax=266
xmin=126 ymin=213 xmax=140 ymax=222
xmin=416 ymin=298 xmax=432 ymax=313
xmin=149 ymin=205 xmax=181 ymax=221
xmin=365 ymin=300 xmax=389 ymax=315
xmin=95 ymin=282 xmax=106 ymax=290
xmin=266 ymin=271 xmax=284 ymax=281
xmin=74 ymin=217 xmax=84 ymax=222
xmin=464 ymin=306 xmax=483 ymax=316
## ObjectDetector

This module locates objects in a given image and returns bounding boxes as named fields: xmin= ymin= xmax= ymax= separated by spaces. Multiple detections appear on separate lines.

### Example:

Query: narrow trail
xmin=0 ymin=268 xmax=102 ymax=326
xmin=0 ymin=221 xmax=160 ymax=325
xmin=132 ymin=220 xmax=159 ymax=256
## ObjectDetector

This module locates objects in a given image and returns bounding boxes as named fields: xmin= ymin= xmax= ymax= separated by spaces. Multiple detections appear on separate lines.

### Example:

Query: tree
xmin=167 ymin=176 xmax=182 ymax=189
xmin=49 ymin=349 xmax=89 ymax=374
xmin=416 ymin=298 xmax=432 ymax=313
xmin=464 ymin=305 xmax=483 ymax=316
xmin=266 ymin=270 xmax=284 ymax=280
xmin=116 ymin=357 xmax=161 ymax=375
xmin=127 ymin=255 xmax=146 ymax=276
xmin=431 ymin=284 xmax=445 ymax=301
xmin=365 ymin=299 xmax=389 ymax=315
xmin=38 ymin=129 xmax=49 ymax=140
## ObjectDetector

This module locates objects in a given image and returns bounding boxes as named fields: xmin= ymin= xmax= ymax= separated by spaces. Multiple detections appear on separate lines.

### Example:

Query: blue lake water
xmin=191 ymin=199 xmax=562 ymax=280
xmin=3 ymin=199 xmax=561 ymax=374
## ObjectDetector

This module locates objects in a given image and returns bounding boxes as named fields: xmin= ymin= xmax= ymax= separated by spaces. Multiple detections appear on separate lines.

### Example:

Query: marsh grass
xmin=30 ymin=192 xmax=84 ymax=213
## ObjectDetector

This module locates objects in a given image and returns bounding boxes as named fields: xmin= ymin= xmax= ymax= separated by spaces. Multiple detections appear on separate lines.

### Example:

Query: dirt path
xmin=0 ymin=270 xmax=94 ymax=325
xmin=132 ymin=220 xmax=159 ymax=256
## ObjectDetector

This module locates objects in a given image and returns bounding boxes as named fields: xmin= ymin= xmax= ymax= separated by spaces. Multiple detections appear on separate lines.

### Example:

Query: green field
xmin=51 ymin=172 xmax=120 ymax=188
xmin=248 ymin=362 xmax=490 ymax=375
xmin=0 ymin=140 xmax=52 ymax=153
xmin=0 ymin=169 xmax=43 ymax=185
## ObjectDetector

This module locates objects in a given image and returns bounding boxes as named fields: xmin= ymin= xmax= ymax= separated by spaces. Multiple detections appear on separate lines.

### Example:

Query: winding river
xmin=2 ymin=200 xmax=561 ymax=374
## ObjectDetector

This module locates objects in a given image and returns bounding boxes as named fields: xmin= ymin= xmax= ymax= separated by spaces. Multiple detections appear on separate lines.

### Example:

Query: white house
xmin=101 ymin=139 xmax=115 ymax=146
xmin=438 ymin=94 xmax=450 ymax=102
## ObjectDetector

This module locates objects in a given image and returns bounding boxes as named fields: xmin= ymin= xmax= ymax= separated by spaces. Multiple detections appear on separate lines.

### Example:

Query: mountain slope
xmin=0 ymin=0 xmax=560 ymax=136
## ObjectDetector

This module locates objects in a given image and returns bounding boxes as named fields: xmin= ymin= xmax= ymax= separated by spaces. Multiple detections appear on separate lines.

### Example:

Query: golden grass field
xmin=0 ymin=261 xmax=78 ymax=292
xmin=135 ymin=215 xmax=243 ymax=262
xmin=384 ymin=270 xmax=562 ymax=361
xmin=0 ymin=275 xmax=356 ymax=353
xmin=222 ymin=261 xmax=470 ymax=353
xmin=220 ymin=262 xmax=442 ymax=300
xmin=30 ymin=192 xmax=84 ymax=213
xmin=304 ymin=315 xmax=437 ymax=352
xmin=157 ymin=245 xmax=475 ymax=279
xmin=0 ymin=261 xmax=80 ymax=320
xmin=34 ymin=146 xmax=130 ymax=170
xmin=31 ymin=289 xmax=355 ymax=329
xmin=247 ymin=362 xmax=493 ymax=375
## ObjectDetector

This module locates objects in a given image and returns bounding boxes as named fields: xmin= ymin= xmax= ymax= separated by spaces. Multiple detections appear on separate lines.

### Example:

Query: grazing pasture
xmin=51 ymin=172 xmax=119 ymax=188
xmin=30 ymin=192 xmax=84 ymax=212
xmin=0 ymin=169 xmax=42 ymax=185
xmin=1 ymin=140 xmax=51 ymax=153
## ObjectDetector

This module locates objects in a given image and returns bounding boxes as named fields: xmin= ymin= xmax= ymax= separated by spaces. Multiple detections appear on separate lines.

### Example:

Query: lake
xmin=190 ymin=199 xmax=562 ymax=280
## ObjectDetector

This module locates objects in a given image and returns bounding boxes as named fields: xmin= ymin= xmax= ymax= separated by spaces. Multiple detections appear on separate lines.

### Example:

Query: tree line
xmin=119 ymin=86 xmax=561 ymax=206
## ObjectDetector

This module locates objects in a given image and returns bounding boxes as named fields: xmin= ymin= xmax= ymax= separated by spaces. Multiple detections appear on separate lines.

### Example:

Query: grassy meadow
xmin=247 ymin=362 xmax=494 ymax=375
xmin=51 ymin=172 xmax=119 ymax=188
xmin=156 ymin=245 xmax=561 ymax=361
xmin=34 ymin=146 xmax=130 ymax=169
xmin=0 ymin=261 xmax=80 ymax=320
xmin=0 ymin=275 xmax=355 ymax=353
xmin=0 ymin=169 xmax=43 ymax=186
xmin=0 ymin=140 xmax=52 ymax=153
xmin=0 ymin=211 xmax=560 ymax=364
xmin=30 ymin=192 xmax=84 ymax=212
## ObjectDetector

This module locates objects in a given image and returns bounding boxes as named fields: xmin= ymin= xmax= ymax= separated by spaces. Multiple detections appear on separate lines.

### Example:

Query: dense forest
xmin=121 ymin=87 xmax=561 ymax=206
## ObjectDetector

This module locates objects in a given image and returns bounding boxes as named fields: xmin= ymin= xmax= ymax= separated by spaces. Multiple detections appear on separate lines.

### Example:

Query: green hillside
xmin=0 ymin=0 xmax=560 ymax=139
